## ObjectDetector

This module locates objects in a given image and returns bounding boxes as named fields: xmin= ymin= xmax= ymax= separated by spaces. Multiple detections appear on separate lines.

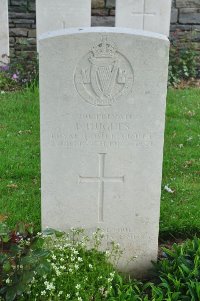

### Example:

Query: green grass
xmin=161 ymin=88 xmax=200 ymax=239
xmin=0 ymin=87 xmax=199 ymax=238
xmin=0 ymin=88 xmax=41 ymax=230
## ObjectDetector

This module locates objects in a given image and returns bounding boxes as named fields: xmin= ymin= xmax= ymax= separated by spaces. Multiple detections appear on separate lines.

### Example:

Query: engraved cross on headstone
xmin=131 ymin=0 xmax=156 ymax=30
xmin=79 ymin=153 xmax=124 ymax=222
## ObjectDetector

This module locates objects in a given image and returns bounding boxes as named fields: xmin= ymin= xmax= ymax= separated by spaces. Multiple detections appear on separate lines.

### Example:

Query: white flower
xmin=76 ymin=284 xmax=81 ymax=290
xmin=52 ymin=254 xmax=56 ymax=260
xmin=164 ymin=185 xmax=174 ymax=194
xmin=60 ymin=265 xmax=65 ymax=270
xmin=58 ymin=291 xmax=63 ymax=296
xmin=89 ymin=264 xmax=93 ymax=269
xmin=75 ymin=264 xmax=79 ymax=270
xmin=44 ymin=281 xmax=55 ymax=291
xmin=55 ymin=269 xmax=61 ymax=276
xmin=66 ymin=294 xmax=71 ymax=299
xmin=78 ymin=257 xmax=83 ymax=262
xmin=78 ymin=297 xmax=82 ymax=301
xmin=69 ymin=268 xmax=73 ymax=273
xmin=60 ymin=258 xmax=64 ymax=262
xmin=105 ymin=250 xmax=110 ymax=256
xmin=41 ymin=291 xmax=46 ymax=296
xmin=5 ymin=278 xmax=10 ymax=284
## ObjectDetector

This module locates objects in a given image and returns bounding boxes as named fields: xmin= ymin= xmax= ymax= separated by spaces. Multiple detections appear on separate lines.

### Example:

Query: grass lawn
xmin=0 ymin=87 xmax=199 ymax=238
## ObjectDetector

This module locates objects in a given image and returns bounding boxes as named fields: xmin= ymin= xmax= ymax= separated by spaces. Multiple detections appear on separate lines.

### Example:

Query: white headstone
xmin=116 ymin=0 xmax=172 ymax=36
xmin=36 ymin=0 xmax=91 ymax=39
xmin=0 ymin=0 xmax=9 ymax=65
xmin=39 ymin=27 xmax=169 ymax=277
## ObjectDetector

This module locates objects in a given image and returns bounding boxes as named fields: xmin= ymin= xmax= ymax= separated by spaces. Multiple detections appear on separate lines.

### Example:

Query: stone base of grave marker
xmin=39 ymin=28 xmax=169 ymax=277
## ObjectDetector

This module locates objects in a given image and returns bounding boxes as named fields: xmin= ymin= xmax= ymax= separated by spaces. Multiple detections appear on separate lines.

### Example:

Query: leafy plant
xmin=168 ymin=30 xmax=198 ymax=86
xmin=1 ymin=223 xmax=200 ymax=301
xmin=0 ymin=51 xmax=38 ymax=92
xmin=153 ymin=237 xmax=200 ymax=300
xmin=20 ymin=228 xmax=122 ymax=301
xmin=0 ymin=222 xmax=50 ymax=301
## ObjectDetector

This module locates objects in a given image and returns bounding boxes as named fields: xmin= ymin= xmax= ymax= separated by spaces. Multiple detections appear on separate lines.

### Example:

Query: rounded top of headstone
xmin=38 ymin=27 xmax=169 ymax=43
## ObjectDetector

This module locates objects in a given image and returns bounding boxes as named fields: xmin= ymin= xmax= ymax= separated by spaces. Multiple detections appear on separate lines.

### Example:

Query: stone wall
xmin=8 ymin=0 xmax=200 ymax=62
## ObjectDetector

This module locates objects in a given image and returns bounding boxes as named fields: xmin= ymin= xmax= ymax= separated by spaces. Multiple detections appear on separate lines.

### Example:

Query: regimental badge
xmin=74 ymin=36 xmax=134 ymax=107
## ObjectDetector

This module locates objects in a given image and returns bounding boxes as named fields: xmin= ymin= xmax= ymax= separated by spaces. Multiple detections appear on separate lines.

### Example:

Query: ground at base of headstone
xmin=174 ymin=78 xmax=200 ymax=89
xmin=0 ymin=223 xmax=200 ymax=301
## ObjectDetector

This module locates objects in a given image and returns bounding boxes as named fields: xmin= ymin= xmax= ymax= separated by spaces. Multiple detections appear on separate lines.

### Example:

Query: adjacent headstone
xmin=36 ymin=0 xmax=91 ymax=39
xmin=116 ymin=0 xmax=172 ymax=36
xmin=39 ymin=27 xmax=169 ymax=277
xmin=0 ymin=0 xmax=9 ymax=65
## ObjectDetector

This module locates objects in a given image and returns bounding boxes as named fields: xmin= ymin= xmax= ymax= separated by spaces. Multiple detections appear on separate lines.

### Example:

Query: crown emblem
xmin=91 ymin=36 xmax=117 ymax=58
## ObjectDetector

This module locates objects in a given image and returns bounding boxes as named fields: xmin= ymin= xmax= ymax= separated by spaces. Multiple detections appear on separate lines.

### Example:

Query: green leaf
xmin=3 ymin=261 xmax=12 ymax=272
xmin=6 ymin=288 xmax=16 ymax=301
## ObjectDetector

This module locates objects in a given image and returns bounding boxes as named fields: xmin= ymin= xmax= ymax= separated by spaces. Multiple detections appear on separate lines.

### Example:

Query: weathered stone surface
xmin=10 ymin=18 xmax=34 ymax=24
xmin=91 ymin=16 xmax=115 ymax=26
xmin=110 ymin=9 xmax=115 ymax=16
xmin=39 ymin=27 xmax=169 ymax=277
xmin=106 ymin=0 xmax=115 ymax=8
xmin=115 ymin=0 xmax=172 ymax=36
xmin=28 ymin=0 xmax=35 ymax=12
xmin=28 ymin=29 xmax=36 ymax=38
xmin=10 ymin=28 xmax=28 ymax=37
xmin=171 ymin=8 xmax=178 ymax=23
xmin=11 ymin=0 xmax=27 ymax=5
xmin=9 ymin=12 xmax=35 ymax=19
xmin=92 ymin=9 xmax=109 ymax=16
xmin=92 ymin=0 xmax=105 ymax=9
xmin=176 ymin=0 xmax=200 ymax=8
xmin=36 ymin=0 xmax=91 ymax=39
xmin=179 ymin=8 xmax=200 ymax=24
xmin=170 ymin=24 xmax=192 ymax=31
xmin=0 ymin=0 xmax=9 ymax=64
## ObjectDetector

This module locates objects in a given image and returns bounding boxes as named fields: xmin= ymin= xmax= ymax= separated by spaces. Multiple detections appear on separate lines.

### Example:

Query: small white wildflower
xmin=78 ymin=297 xmax=82 ymax=301
xmin=60 ymin=258 xmax=64 ymax=262
xmin=69 ymin=268 xmax=73 ymax=273
xmin=52 ymin=254 xmax=56 ymax=260
xmin=41 ymin=291 xmax=46 ymax=296
xmin=75 ymin=264 xmax=79 ymax=270
xmin=105 ymin=250 xmax=110 ymax=256
xmin=5 ymin=278 xmax=10 ymax=284
xmin=164 ymin=185 xmax=174 ymax=194
xmin=89 ymin=264 xmax=93 ymax=269
xmin=55 ymin=269 xmax=61 ymax=276
xmin=66 ymin=294 xmax=71 ymax=299
xmin=60 ymin=265 xmax=65 ymax=270
xmin=77 ymin=257 xmax=83 ymax=262
xmin=58 ymin=291 xmax=63 ymax=296
xmin=76 ymin=284 xmax=81 ymax=290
